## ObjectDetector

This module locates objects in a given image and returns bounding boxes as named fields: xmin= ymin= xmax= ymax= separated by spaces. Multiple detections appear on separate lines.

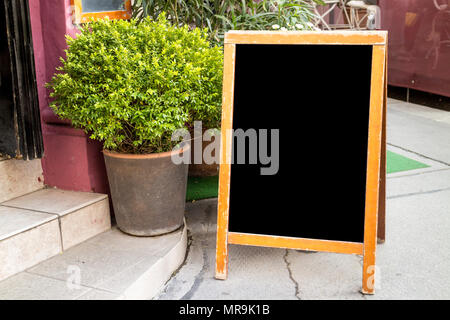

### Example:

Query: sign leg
xmin=214 ymin=43 xmax=235 ymax=280
xmin=215 ymin=218 xmax=229 ymax=279
xmin=377 ymin=84 xmax=387 ymax=244
xmin=362 ymin=255 xmax=376 ymax=295
xmin=362 ymin=44 xmax=386 ymax=294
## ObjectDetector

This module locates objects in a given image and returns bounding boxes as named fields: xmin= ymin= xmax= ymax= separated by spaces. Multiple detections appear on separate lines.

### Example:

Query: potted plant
xmin=133 ymin=0 xmax=319 ymax=178
xmin=47 ymin=15 xmax=223 ymax=236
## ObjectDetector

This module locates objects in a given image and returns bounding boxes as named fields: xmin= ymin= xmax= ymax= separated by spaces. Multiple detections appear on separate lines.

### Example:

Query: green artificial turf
xmin=185 ymin=151 xmax=429 ymax=201
xmin=186 ymin=175 xmax=219 ymax=202
xmin=386 ymin=150 xmax=429 ymax=174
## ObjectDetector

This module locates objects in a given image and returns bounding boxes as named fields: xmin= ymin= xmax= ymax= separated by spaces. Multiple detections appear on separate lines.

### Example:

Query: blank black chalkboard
xmin=82 ymin=0 xmax=125 ymax=13
xmin=228 ymin=44 xmax=373 ymax=243
xmin=216 ymin=31 xmax=387 ymax=294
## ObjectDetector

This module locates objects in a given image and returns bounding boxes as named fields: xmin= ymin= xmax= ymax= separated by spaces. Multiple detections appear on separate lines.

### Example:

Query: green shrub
xmin=132 ymin=0 xmax=322 ymax=46
xmin=46 ymin=15 xmax=223 ymax=154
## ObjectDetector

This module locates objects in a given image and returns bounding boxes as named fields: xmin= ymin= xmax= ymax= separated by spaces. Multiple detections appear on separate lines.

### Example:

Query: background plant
xmin=132 ymin=0 xmax=323 ymax=46
xmin=47 ymin=15 xmax=223 ymax=154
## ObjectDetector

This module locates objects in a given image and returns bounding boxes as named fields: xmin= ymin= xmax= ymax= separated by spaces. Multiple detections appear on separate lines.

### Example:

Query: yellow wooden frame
xmin=71 ymin=0 xmax=132 ymax=24
xmin=215 ymin=30 xmax=387 ymax=295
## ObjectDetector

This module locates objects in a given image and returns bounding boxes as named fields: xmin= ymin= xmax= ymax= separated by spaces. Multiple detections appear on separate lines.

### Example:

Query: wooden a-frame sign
xmin=215 ymin=30 xmax=387 ymax=295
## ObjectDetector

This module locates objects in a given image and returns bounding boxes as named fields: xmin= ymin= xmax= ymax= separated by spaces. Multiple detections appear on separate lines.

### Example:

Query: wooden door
xmin=0 ymin=0 xmax=42 ymax=160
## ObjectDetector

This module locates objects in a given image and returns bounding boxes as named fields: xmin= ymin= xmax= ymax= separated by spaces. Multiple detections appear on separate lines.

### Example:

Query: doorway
xmin=0 ymin=0 xmax=42 ymax=160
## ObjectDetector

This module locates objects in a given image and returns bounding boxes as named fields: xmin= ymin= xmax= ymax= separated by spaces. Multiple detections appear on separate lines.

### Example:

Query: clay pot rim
xmin=103 ymin=144 xmax=190 ymax=160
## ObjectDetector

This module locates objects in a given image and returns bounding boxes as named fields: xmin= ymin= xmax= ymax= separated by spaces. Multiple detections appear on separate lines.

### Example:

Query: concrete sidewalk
xmin=157 ymin=98 xmax=450 ymax=300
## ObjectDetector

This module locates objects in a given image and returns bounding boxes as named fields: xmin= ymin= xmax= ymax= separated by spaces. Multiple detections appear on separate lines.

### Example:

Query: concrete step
xmin=0 ymin=158 xmax=44 ymax=203
xmin=0 ymin=188 xmax=110 ymax=282
xmin=0 ymin=224 xmax=187 ymax=300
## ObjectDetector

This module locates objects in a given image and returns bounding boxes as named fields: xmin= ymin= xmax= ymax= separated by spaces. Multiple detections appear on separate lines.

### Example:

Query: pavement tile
xmin=0 ymin=272 xmax=90 ymax=300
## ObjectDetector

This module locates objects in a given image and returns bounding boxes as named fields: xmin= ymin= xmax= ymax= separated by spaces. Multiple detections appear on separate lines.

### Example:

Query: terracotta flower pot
xmin=103 ymin=146 xmax=189 ymax=236
xmin=188 ymin=128 xmax=219 ymax=177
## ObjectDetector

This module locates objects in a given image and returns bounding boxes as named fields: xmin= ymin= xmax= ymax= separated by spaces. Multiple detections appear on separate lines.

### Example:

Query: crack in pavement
xmin=156 ymin=230 xmax=194 ymax=299
xmin=388 ymin=186 xmax=450 ymax=199
xmin=180 ymin=239 xmax=209 ymax=300
xmin=283 ymin=249 xmax=301 ymax=300
xmin=158 ymin=201 xmax=217 ymax=300
xmin=387 ymin=167 xmax=450 ymax=179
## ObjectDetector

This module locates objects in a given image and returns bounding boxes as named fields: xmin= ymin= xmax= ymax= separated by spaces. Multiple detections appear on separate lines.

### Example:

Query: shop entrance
xmin=0 ymin=0 xmax=42 ymax=160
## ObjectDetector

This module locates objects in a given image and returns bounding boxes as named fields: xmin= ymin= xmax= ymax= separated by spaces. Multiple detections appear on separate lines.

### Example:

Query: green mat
xmin=185 ymin=151 xmax=429 ymax=201
xmin=186 ymin=175 xmax=219 ymax=202
xmin=386 ymin=150 xmax=429 ymax=174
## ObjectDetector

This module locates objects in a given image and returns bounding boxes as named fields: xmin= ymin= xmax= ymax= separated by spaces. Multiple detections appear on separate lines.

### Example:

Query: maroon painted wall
xmin=29 ymin=0 xmax=109 ymax=194
xmin=380 ymin=0 xmax=450 ymax=97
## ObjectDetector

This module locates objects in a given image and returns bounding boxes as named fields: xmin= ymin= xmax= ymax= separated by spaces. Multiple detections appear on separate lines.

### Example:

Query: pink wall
xmin=379 ymin=0 xmax=450 ymax=97
xmin=28 ymin=0 xmax=110 ymax=194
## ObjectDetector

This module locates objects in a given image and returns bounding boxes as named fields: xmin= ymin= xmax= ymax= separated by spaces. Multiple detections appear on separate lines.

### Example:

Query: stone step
xmin=0 ymin=188 xmax=110 ymax=282
xmin=0 ymin=158 xmax=44 ymax=203
xmin=0 ymin=206 xmax=61 ymax=283
xmin=0 ymin=224 xmax=187 ymax=300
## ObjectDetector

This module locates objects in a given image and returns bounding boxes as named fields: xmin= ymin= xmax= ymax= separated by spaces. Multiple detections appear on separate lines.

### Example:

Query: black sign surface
xmin=228 ymin=44 xmax=373 ymax=243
